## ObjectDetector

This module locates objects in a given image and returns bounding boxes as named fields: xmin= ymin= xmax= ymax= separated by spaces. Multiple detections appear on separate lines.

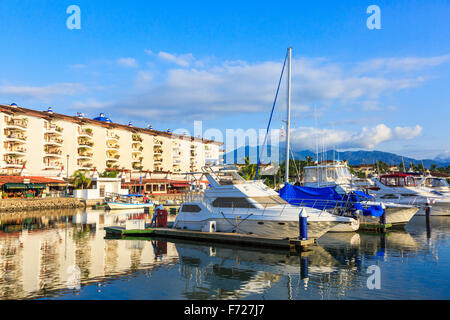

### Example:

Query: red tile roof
xmin=0 ymin=176 xmax=65 ymax=186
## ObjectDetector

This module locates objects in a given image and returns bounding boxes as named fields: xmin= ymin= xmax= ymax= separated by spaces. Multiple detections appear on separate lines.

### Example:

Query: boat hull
xmin=359 ymin=205 xmax=419 ymax=227
xmin=415 ymin=201 xmax=450 ymax=216
xmin=106 ymin=202 xmax=153 ymax=210
xmin=173 ymin=217 xmax=347 ymax=239
xmin=329 ymin=218 xmax=360 ymax=232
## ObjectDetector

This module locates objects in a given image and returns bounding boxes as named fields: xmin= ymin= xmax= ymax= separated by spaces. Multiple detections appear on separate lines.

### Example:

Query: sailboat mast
xmin=285 ymin=47 xmax=292 ymax=183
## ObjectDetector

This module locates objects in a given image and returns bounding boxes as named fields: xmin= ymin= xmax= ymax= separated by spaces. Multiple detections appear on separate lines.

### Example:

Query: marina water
xmin=0 ymin=208 xmax=449 ymax=299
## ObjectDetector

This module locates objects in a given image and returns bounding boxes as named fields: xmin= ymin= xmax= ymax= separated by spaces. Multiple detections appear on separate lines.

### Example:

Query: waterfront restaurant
xmin=0 ymin=176 xmax=67 ymax=198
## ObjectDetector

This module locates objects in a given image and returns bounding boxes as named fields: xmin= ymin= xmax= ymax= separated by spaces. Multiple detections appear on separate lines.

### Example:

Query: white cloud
xmin=355 ymin=54 xmax=450 ymax=73
xmin=104 ymin=55 xmax=429 ymax=122
xmin=117 ymin=57 xmax=138 ymax=68
xmin=157 ymin=51 xmax=194 ymax=67
xmin=0 ymin=83 xmax=86 ymax=100
xmin=285 ymin=124 xmax=423 ymax=150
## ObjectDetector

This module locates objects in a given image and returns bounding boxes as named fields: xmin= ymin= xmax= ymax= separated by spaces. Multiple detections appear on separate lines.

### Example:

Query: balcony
xmin=77 ymin=157 xmax=93 ymax=169
xmin=154 ymin=146 xmax=163 ymax=154
xmin=78 ymin=137 xmax=94 ymax=148
xmin=43 ymin=160 xmax=63 ymax=170
xmin=106 ymin=131 xmax=120 ymax=142
xmin=4 ymin=157 xmax=26 ymax=168
xmin=44 ymin=137 xmax=63 ymax=147
xmin=5 ymin=118 xmax=28 ymax=130
xmin=153 ymin=138 xmax=163 ymax=145
xmin=45 ymin=124 xmax=64 ymax=135
xmin=132 ymin=162 xmax=143 ymax=170
xmin=78 ymin=153 xmax=93 ymax=160
xmin=78 ymin=127 xmax=93 ymax=138
xmin=5 ymin=130 xmax=27 ymax=143
xmin=106 ymin=161 xmax=120 ymax=169
xmin=43 ymin=148 xmax=63 ymax=158
xmin=132 ymin=134 xmax=143 ymax=143
xmin=106 ymin=144 xmax=120 ymax=152
xmin=106 ymin=152 xmax=120 ymax=161
xmin=4 ymin=145 xmax=27 ymax=156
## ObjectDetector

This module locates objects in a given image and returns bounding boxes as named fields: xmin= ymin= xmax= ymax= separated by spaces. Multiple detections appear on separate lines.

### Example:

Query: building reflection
xmin=0 ymin=209 xmax=178 ymax=299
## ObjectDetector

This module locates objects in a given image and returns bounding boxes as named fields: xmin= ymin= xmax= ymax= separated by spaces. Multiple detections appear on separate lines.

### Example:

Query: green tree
xmin=100 ymin=170 xmax=119 ymax=178
xmin=72 ymin=170 xmax=92 ymax=189
xmin=239 ymin=157 xmax=258 ymax=180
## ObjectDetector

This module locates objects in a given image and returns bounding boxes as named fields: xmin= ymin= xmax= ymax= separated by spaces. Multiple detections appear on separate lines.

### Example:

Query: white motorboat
xmin=367 ymin=173 xmax=450 ymax=216
xmin=413 ymin=174 xmax=450 ymax=196
xmin=106 ymin=194 xmax=154 ymax=210
xmin=301 ymin=163 xmax=419 ymax=227
xmin=173 ymin=166 xmax=356 ymax=239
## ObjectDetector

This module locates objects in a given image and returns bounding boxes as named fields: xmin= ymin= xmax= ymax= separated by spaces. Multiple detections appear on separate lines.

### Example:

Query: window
xmin=211 ymin=197 xmax=255 ymax=209
xmin=380 ymin=194 xmax=399 ymax=199
xmin=181 ymin=204 xmax=202 ymax=212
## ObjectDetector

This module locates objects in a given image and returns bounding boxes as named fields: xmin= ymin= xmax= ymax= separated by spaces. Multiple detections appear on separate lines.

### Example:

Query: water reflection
xmin=0 ymin=210 xmax=449 ymax=300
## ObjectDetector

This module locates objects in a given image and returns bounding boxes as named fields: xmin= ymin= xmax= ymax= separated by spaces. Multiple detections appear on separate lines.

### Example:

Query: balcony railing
xmin=4 ymin=158 xmax=26 ymax=166
xmin=46 ymin=124 xmax=64 ymax=134
xmin=5 ymin=146 xmax=27 ymax=154
xmin=44 ymin=137 xmax=64 ymax=145
xmin=106 ymin=132 xmax=120 ymax=140
xmin=5 ymin=132 xmax=27 ymax=141
xmin=78 ymin=128 xmax=93 ymax=137
xmin=132 ymin=134 xmax=143 ymax=142
xmin=6 ymin=118 xmax=28 ymax=129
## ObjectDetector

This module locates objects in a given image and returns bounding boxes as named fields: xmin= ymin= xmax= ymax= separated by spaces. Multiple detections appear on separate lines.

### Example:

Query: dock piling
xmin=299 ymin=209 xmax=308 ymax=240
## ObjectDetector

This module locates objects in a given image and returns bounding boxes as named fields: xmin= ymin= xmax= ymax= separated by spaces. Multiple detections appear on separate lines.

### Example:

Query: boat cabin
xmin=303 ymin=164 xmax=353 ymax=187
xmin=379 ymin=173 xmax=416 ymax=187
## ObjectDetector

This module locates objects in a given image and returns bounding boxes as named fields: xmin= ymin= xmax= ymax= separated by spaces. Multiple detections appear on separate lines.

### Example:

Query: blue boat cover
xmin=279 ymin=183 xmax=384 ymax=217
xmin=279 ymin=183 xmax=343 ymax=210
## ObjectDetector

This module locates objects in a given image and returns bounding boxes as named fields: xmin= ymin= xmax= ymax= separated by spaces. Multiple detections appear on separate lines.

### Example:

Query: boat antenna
xmin=254 ymin=48 xmax=288 ymax=180
xmin=284 ymin=46 xmax=292 ymax=184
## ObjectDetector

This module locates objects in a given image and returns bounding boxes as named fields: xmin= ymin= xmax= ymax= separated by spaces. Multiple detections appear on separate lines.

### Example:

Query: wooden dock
xmin=104 ymin=226 xmax=315 ymax=252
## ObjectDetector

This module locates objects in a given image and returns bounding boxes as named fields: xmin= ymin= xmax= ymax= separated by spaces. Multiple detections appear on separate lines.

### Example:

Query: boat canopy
xmin=379 ymin=174 xmax=416 ymax=187
xmin=122 ymin=194 xmax=143 ymax=197
xmin=279 ymin=183 xmax=383 ymax=217
xmin=303 ymin=165 xmax=352 ymax=185
xmin=279 ymin=183 xmax=342 ymax=210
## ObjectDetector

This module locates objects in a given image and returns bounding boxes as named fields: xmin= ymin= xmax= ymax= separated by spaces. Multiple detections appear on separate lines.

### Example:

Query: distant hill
xmin=224 ymin=146 xmax=450 ymax=168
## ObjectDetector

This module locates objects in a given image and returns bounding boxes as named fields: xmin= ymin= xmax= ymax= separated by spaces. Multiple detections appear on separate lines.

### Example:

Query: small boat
xmin=368 ymin=173 xmax=450 ymax=216
xmin=106 ymin=194 xmax=154 ymax=210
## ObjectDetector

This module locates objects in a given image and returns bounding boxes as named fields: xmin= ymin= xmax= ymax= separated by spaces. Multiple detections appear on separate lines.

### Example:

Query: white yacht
xmin=368 ymin=173 xmax=450 ymax=216
xmin=413 ymin=175 xmax=450 ymax=196
xmin=301 ymin=163 xmax=419 ymax=226
xmin=173 ymin=166 xmax=357 ymax=239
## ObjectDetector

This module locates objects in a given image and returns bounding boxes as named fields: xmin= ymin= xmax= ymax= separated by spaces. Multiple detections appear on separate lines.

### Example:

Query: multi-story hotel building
xmin=0 ymin=103 xmax=223 ymax=180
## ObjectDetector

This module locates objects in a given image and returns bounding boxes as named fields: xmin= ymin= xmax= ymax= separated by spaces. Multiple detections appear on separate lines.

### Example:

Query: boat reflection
xmin=173 ymin=240 xmax=341 ymax=299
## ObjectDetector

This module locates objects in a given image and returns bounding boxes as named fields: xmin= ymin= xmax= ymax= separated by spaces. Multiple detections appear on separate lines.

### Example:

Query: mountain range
xmin=225 ymin=146 xmax=450 ymax=168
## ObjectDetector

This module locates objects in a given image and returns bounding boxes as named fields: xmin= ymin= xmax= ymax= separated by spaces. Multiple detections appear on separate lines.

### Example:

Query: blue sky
xmin=0 ymin=0 xmax=449 ymax=159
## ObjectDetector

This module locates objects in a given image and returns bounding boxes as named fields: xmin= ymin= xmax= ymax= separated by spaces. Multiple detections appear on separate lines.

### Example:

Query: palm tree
xmin=239 ymin=157 xmax=258 ymax=180
xmin=72 ymin=170 xmax=92 ymax=189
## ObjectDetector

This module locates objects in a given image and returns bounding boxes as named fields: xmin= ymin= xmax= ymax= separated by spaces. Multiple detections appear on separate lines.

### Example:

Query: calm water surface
xmin=0 ymin=208 xmax=449 ymax=300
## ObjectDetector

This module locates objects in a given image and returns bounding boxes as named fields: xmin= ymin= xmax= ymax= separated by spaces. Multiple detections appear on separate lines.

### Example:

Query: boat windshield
xmin=424 ymin=178 xmax=449 ymax=188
